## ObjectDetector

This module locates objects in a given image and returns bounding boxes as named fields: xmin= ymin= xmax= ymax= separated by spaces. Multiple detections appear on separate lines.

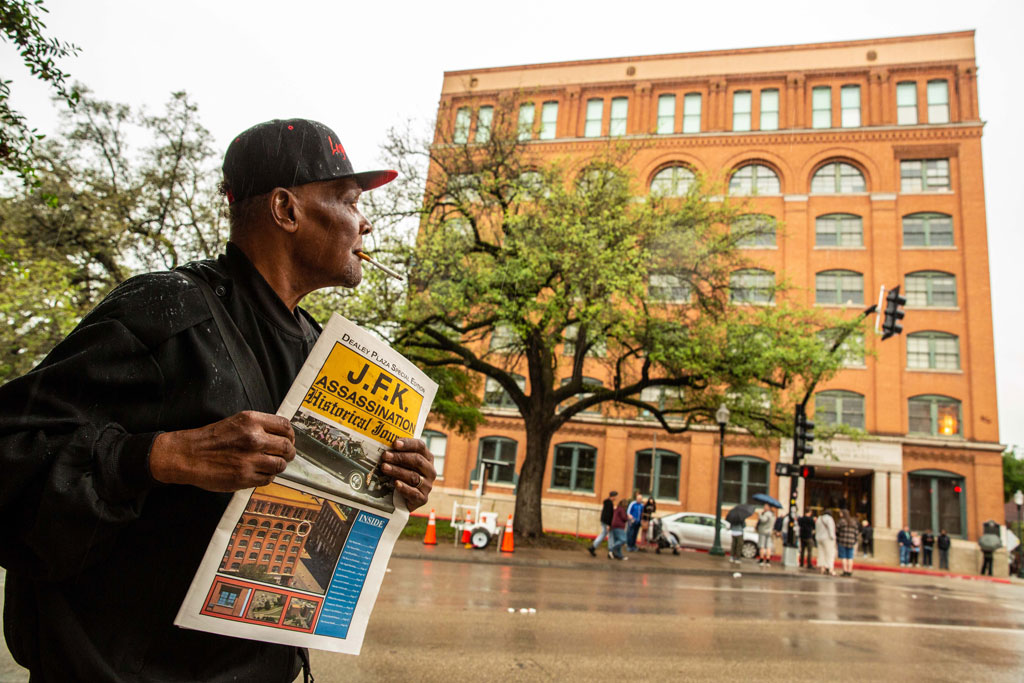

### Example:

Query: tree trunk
xmin=513 ymin=414 xmax=553 ymax=539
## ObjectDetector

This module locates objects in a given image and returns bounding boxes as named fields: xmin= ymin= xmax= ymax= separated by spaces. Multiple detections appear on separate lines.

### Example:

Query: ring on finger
xmin=411 ymin=473 xmax=421 ymax=488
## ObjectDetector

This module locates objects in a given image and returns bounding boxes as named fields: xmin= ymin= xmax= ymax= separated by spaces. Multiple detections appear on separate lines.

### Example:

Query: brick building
xmin=421 ymin=31 xmax=1003 ymax=567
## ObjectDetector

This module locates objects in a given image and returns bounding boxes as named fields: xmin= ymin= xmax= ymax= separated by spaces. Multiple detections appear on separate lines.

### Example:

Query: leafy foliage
xmin=1005 ymin=447 xmax=1024 ymax=502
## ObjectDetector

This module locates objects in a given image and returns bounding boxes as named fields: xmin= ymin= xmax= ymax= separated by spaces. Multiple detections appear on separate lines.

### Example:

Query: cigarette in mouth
xmin=356 ymin=251 xmax=403 ymax=281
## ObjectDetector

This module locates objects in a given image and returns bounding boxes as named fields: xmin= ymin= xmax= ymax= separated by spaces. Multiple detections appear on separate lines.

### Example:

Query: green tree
xmin=1004 ymin=447 xmax=1024 ymax=502
xmin=0 ymin=0 xmax=80 ymax=184
xmin=366 ymin=101 xmax=860 ymax=539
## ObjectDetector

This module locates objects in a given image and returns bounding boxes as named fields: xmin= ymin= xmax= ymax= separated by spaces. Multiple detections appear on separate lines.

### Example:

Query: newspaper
xmin=175 ymin=313 xmax=437 ymax=654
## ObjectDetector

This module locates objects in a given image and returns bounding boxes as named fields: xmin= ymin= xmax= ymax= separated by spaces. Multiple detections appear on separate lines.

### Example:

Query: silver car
xmin=658 ymin=512 xmax=759 ymax=559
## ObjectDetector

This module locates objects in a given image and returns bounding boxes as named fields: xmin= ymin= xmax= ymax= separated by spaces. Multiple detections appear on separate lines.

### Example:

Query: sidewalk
xmin=393 ymin=537 xmax=1018 ymax=585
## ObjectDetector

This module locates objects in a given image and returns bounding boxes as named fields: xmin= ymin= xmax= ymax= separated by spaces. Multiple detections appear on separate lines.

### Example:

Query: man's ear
xmin=269 ymin=187 xmax=302 ymax=234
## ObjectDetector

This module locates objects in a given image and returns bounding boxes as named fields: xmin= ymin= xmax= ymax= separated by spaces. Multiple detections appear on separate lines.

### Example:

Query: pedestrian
xmin=938 ymin=529 xmax=951 ymax=570
xmin=910 ymin=531 xmax=922 ymax=567
xmin=897 ymin=525 xmax=912 ymax=566
xmin=641 ymin=496 xmax=657 ymax=547
xmin=626 ymin=491 xmax=644 ymax=551
xmin=609 ymin=499 xmax=630 ymax=560
xmin=588 ymin=490 xmax=618 ymax=557
xmin=921 ymin=528 xmax=935 ymax=567
xmin=798 ymin=510 xmax=816 ymax=569
xmin=860 ymin=518 xmax=874 ymax=557
xmin=980 ymin=546 xmax=994 ymax=575
xmin=0 ymin=119 xmax=437 ymax=682
xmin=756 ymin=503 xmax=776 ymax=567
xmin=815 ymin=509 xmax=837 ymax=576
xmin=978 ymin=521 xmax=1002 ymax=576
xmin=653 ymin=518 xmax=680 ymax=556
xmin=729 ymin=514 xmax=746 ymax=565
xmin=836 ymin=509 xmax=859 ymax=577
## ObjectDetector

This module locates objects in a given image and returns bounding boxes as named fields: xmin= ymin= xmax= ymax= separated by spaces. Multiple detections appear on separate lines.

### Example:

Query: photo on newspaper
xmin=175 ymin=314 xmax=437 ymax=655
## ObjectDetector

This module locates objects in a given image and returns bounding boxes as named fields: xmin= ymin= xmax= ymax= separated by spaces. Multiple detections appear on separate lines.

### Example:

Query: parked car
xmin=658 ymin=511 xmax=759 ymax=559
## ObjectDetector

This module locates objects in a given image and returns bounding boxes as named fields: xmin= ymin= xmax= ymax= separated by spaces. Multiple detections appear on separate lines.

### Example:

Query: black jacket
xmin=600 ymin=498 xmax=614 ymax=526
xmin=0 ymin=244 xmax=318 ymax=682
xmin=797 ymin=515 xmax=815 ymax=540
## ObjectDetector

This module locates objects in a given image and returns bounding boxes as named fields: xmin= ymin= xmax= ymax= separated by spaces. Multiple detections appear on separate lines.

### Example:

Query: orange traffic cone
xmin=461 ymin=510 xmax=473 ymax=546
xmin=423 ymin=509 xmax=437 ymax=545
xmin=500 ymin=514 xmax=515 ymax=553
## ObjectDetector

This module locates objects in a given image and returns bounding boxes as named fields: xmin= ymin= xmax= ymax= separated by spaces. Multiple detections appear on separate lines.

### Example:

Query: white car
xmin=658 ymin=512 xmax=760 ymax=559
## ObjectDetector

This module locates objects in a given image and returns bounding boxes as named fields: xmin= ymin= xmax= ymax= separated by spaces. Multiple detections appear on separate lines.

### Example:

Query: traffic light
xmin=774 ymin=462 xmax=817 ymax=478
xmin=881 ymin=285 xmax=907 ymax=340
xmin=800 ymin=465 xmax=816 ymax=478
xmin=794 ymin=408 xmax=815 ymax=461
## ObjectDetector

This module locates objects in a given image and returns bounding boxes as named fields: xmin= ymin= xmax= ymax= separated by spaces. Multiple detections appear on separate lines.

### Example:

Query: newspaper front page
xmin=175 ymin=314 xmax=437 ymax=654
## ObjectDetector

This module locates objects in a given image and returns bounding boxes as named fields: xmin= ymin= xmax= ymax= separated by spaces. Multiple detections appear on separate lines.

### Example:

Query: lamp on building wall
xmin=1014 ymin=489 xmax=1024 ymax=579
xmin=709 ymin=403 xmax=731 ymax=557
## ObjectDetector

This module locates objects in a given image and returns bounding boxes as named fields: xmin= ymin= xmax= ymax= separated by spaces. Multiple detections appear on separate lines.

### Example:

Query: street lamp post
xmin=1015 ymin=490 xmax=1024 ymax=579
xmin=709 ymin=403 xmax=730 ymax=557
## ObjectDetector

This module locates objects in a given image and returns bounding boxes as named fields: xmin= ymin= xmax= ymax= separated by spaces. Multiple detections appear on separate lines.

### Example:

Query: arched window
xmin=815 ymin=390 xmax=865 ymax=429
xmin=906 ymin=271 xmax=956 ymax=307
xmin=903 ymin=213 xmax=953 ymax=247
xmin=238 ymin=539 xmax=248 ymax=548
xmin=256 ymin=530 xmax=266 ymax=538
xmin=728 ymin=164 xmax=780 ymax=195
xmin=483 ymin=374 xmax=525 ymax=410
xmin=722 ymin=456 xmax=769 ymax=505
xmin=634 ymin=449 xmax=680 ymax=500
xmin=260 ymin=521 xmax=271 ymax=528
xmin=551 ymin=442 xmax=597 ymax=493
xmin=423 ymin=430 xmax=447 ymax=478
xmin=650 ymin=165 xmax=695 ymax=196
xmin=816 ymin=270 xmax=864 ymax=305
xmin=474 ymin=437 xmax=517 ymax=485
xmin=648 ymin=273 xmax=691 ymax=303
xmin=908 ymin=395 xmax=961 ymax=437
xmin=488 ymin=324 xmax=518 ymax=352
xmin=816 ymin=214 xmax=863 ymax=247
xmin=927 ymin=80 xmax=949 ymax=123
xmin=248 ymin=552 xmax=258 ymax=560
xmin=908 ymin=469 xmax=965 ymax=537
xmin=817 ymin=328 xmax=865 ymax=367
xmin=811 ymin=162 xmax=865 ymax=194
xmin=559 ymin=377 xmax=604 ymax=415
xmin=730 ymin=268 xmax=774 ymax=304
xmin=907 ymin=332 xmax=960 ymax=371
xmin=230 ymin=562 xmax=241 ymax=570
xmin=733 ymin=213 xmax=776 ymax=248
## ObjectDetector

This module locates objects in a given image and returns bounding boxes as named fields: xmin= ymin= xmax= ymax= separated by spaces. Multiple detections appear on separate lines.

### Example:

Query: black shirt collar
xmin=220 ymin=242 xmax=310 ymax=338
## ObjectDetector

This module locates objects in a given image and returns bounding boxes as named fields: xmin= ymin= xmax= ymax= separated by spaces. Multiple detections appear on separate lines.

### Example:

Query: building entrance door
xmin=803 ymin=467 xmax=873 ymax=524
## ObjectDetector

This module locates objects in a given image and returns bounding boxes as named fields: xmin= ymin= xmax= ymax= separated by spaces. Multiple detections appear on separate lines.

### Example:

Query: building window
xmin=906 ymin=271 xmax=957 ymax=307
xmin=475 ymin=437 xmax=517 ymax=484
xmin=559 ymin=377 xmax=603 ymax=414
xmin=908 ymin=469 xmax=965 ymax=537
xmin=609 ymin=97 xmax=628 ymax=136
xmin=682 ymin=93 xmax=702 ymax=133
xmin=638 ymin=385 xmax=683 ymax=420
xmin=815 ymin=390 xmax=866 ymax=429
xmin=234 ymin=550 xmax=244 ymax=558
xmin=907 ymin=332 xmax=960 ymax=371
xmin=900 ymin=159 xmax=950 ymax=192
xmin=584 ymin=98 xmax=603 ymax=137
xmin=453 ymin=107 xmax=471 ymax=144
xmin=816 ymin=270 xmax=864 ymax=306
xmin=733 ymin=213 xmax=776 ymax=248
xmin=562 ymin=324 xmax=606 ymax=357
xmin=722 ymin=456 xmax=769 ymax=505
xmin=517 ymin=102 xmax=535 ymax=141
xmin=903 ymin=213 xmax=953 ymax=247
xmin=649 ymin=273 xmax=691 ymax=302
xmin=476 ymin=105 xmax=493 ymax=143
xmin=817 ymin=328 xmax=865 ymax=367
xmin=649 ymin=165 xmax=695 ymax=196
xmin=811 ymin=162 xmax=865 ymax=194
xmin=483 ymin=374 xmax=525 ymax=409
xmin=730 ymin=268 xmax=774 ymax=304
xmin=927 ymin=80 xmax=950 ymax=124
xmin=840 ymin=85 xmax=861 ymax=128
xmin=732 ymin=90 xmax=751 ymax=131
xmin=908 ymin=395 xmax=961 ymax=437
xmin=760 ymin=89 xmax=779 ymax=131
xmin=896 ymin=81 xmax=918 ymax=125
xmin=423 ymin=430 xmax=447 ymax=478
xmin=217 ymin=587 xmax=241 ymax=607
xmin=812 ymin=86 xmax=831 ymax=128
xmin=538 ymin=101 xmax=558 ymax=140
xmin=634 ymin=449 xmax=681 ymax=500
xmin=488 ymin=323 xmax=517 ymax=352
xmin=729 ymin=163 xmax=780 ymax=195
xmin=816 ymin=213 xmax=863 ymax=247
xmin=656 ymin=94 xmax=675 ymax=134
xmin=551 ymin=443 xmax=597 ymax=492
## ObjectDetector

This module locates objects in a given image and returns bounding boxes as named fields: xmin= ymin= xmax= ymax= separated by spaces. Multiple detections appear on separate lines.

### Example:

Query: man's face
xmin=293 ymin=177 xmax=371 ymax=289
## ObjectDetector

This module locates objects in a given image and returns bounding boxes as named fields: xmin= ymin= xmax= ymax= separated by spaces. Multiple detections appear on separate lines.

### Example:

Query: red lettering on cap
xmin=327 ymin=135 xmax=347 ymax=159
xmin=288 ymin=125 xmax=294 ymax=130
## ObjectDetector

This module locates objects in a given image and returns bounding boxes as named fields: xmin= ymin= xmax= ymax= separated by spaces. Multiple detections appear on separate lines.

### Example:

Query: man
xmin=756 ymin=503 xmax=776 ymax=567
xmin=937 ymin=528 xmax=951 ymax=570
xmin=797 ymin=510 xmax=816 ymax=568
xmin=897 ymin=525 xmax=913 ymax=567
xmin=588 ymin=490 xmax=617 ymax=557
xmin=626 ymin=491 xmax=644 ymax=552
xmin=0 ymin=119 xmax=436 ymax=682
xmin=921 ymin=528 xmax=935 ymax=567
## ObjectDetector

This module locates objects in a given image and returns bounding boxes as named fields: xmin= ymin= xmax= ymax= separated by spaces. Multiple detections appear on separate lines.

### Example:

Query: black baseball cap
xmin=222 ymin=118 xmax=397 ymax=204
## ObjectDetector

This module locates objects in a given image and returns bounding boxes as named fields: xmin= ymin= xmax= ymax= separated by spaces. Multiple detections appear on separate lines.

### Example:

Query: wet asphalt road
xmin=3 ymin=561 xmax=1023 ymax=682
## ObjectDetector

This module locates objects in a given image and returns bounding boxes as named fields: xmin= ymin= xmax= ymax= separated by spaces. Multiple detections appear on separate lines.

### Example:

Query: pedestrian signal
xmin=881 ymin=285 xmax=907 ymax=340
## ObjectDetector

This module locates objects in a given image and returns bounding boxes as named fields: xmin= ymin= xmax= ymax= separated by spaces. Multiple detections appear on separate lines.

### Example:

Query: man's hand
xmin=380 ymin=438 xmax=435 ymax=512
xmin=149 ymin=411 xmax=296 ymax=491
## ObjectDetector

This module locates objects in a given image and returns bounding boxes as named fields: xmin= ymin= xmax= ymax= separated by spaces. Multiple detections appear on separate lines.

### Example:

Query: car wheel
xmin=470 ymin=529 xmax=491 ymax=549
xmin=348 ymin=471 xmax=365 ymax=491
xmin=742 ymin=541 xmax=758 ymax=559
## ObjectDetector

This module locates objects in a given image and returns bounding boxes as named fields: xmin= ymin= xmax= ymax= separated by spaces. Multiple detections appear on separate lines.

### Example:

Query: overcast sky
xmin=4 ymin=0 xmax=1022 ymax=454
